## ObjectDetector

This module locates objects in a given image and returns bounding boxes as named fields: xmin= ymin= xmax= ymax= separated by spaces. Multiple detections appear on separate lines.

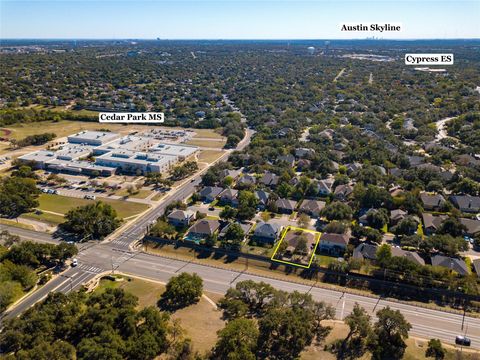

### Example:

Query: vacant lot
xmin=94 ymin=275 xmax=225 ymax=355
xmin=198 ymin=150 xmax=225 ymax=163
xmin=36 ymin=193 xmax=149 ymax=219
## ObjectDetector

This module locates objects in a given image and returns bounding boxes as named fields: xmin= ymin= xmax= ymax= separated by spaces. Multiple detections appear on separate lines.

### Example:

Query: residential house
xmin=390 ymin=209 xmax=407 ymax=225
xmin=218 ymin=222 xmax=253 ymax=239
xmin=353 ymin=243 xmax=378 ymax=261
xmin=198 ymin=186 xmax=223 ymax=202
xmin=345 ymin=162 xmax=362 ymax=174
xmin=296 ymin=159 xmax=311 ymax=171
xmin=420 ymin=192 xmax=446 ymax=211
xmin=315 ymin=179 xmax=334 ymax=197
xmin=390 ymin=247 xmax=425 ymax=266
xmin=237 ymin=174 xmax=256 ymax=187
xmin=187 ymin=219 xmax=220 ymax=240
xmin=431 ymin=255 xmax=469 ymax=276
xmin=460 ymin=218 xmax=480 ymax=237
xmin=253 ymin=222 xmax=281 ymax=244
xmin=299 ymin=199 xmax=326 ymax=218
xmin=319 ymin=233 xmax=349 ymax=256
xmin=334 ymin=184 xmax=354 ymax=201
xmin=473 ymin=259 xmax=480 ymax=278
xmin=218 ymin=188 xmax=239 ymax=207
xmin=422 ymin=213 xmax=448 ymax=235
xmin=284 ymin=230 xmax=316 ymax=256
xmin=275 ymin=198 xmax=298 ymax=214
xmin=220 ymin=169 xmax=242 ymax=181
xmin=260 ymin=171 xmax=279 ymax=187
xmin=450 ymin=195 xmax=480 ymax=214
xmin=295 ymin=148 xmax=315 ymax=158
xmin=277 ymin=154 xmax=295 ymax=167
xmin=254 ymin=190 xmax=270 ymax=210
xmin=167 ymin=210 xmax=196 ymax=228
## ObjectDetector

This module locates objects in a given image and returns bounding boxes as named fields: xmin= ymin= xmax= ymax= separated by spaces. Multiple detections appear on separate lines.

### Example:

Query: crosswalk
xmin=78 ymin=264 xmax=105 ymax=274
xmin=111 ymin=238 xmax=133 ymax=248
xmin=111 ymin=250 xmax=137 ymax=270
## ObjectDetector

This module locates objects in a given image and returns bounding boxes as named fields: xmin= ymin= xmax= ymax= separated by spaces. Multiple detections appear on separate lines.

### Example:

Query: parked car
xmin=71 ymin=258 xmax=78 ymax=267
xmin=455 ymin=336 xmax=471 ymax=346
xmin=84 ymin=194 xmax=96 ymax=200
xmin=42 ymin=188 xmax=49 ymax=193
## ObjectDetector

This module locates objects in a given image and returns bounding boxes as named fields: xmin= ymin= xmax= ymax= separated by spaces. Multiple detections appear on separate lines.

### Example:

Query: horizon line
xmin=1 ymin=37 xmax=480 ymax=41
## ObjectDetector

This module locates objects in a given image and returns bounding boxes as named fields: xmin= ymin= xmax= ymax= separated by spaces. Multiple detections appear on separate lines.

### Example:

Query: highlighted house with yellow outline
xmin=271 ymin=226 xmax=321 ymax=269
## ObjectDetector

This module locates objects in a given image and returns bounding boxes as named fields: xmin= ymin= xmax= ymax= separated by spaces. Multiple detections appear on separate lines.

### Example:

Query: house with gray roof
xmin=390 ymin=209 xmax=407 ymax=225
xmin=167 ymin=210 xmax=196 ymax=228
xmin=450 ymin=195 xmax=480 ymax=213
xmin=391 ymin=247 xmax=425 ymax=266
xmin=218 ymin=188 xmax=239 ymax=207
xmin=254 ymin=190 xmax=270 ymax=210
xmin=253 ymin=222 xmax=281 ymax=244
xmin=319 ymin=233 xmax=349 ymax=256
xmin=198 ymin=186 xmax=224 ymax=202
xmin=422 ymin=213 xmax=448 ymax=235
xmin=275 ymin=198 xmax=298 ymax=214
xmin=460 ymin=218 xmax=480 ymax=236
xmin=260 ymin=171 xmax=279 ymax=187
xmin=334 ymin=184 xmax=354 ymax=201
xmin=420 ymin=192 xmax=446 ymax=211
xmin=299 ymin=199 xmax=326 ymax=218
xmin=431 ymin=255 xmax=469 ymax=276
xmin=353 ymin=243 xmax=378 ymax=261
xmin=187 ymin=219 xmax=220 ymax=240
xmin=277 ymin=154 xmax=295 ymax=167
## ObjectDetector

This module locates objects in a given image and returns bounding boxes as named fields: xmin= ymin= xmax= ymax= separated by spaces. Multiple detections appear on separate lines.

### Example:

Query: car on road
xmin=455 ymin=335 xmax=471 ymax=346
xmin=84 ymin=194 xmax=96 ymax=200
xmin=208 ymin=206 xmax=215 ymax=211
xmin=71 ymin=258 xmax=78 ymax=267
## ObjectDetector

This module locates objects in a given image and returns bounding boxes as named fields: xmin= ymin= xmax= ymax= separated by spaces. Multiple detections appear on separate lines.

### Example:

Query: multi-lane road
xmin=1 ymin=126 xmax=480 ymax=350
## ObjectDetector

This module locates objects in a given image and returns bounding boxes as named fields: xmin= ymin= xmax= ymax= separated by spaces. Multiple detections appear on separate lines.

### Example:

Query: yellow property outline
xmin=270 ymin=226 xmax=321 ymax=269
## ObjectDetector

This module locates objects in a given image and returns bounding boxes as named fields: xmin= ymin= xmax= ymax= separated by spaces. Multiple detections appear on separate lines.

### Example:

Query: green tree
xmin=221 ymin=223 xmax=245 ymax=250
xmin=0 ymin=176 xmax=40 ymax=218
xmin=376 ymin=244 xmax=392 ymax=268
xmin=369 ymin=306 xmax=411 ymax=360
xmin=338 ymin=303 xmax=372 ymax=358
xmin=61 ymin=201 xmax=121 ymax=239
xmin=159 ymin=272 xmax=203 ymax=311
xmin=321 ymin=202 xmax=353 ymax=221
xmin=211 ymin=318 xmax=259 ymax=360
xmin=425 ymin=338 xmax=445 ymax=360
xmin=219 ymin=206 xmax=238 ymax=221
xmin=438 ymin=217 xmax=467 ymax=237
xmin=297 ymin=213 xmax=310 ymax=228
xmin=236 ymin=191 xmax=258 ymax=220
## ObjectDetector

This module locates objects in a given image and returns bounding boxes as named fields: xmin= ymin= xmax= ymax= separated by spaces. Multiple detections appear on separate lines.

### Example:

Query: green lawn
xmin=21 ymin=211 xmax=65 ymax=225
xmin=114 ymin=189 xmax=152 ymax=199
xmin=37 ymin=193 xmax=149 ymax=219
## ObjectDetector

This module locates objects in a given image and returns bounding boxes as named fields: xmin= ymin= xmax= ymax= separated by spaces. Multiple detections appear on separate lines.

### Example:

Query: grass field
xmin=94 ymin=275 xmax=225 ymax=354
xmin=36 ymin=193 xmax=149 ymax=219
xmin=114 ymin=188 xmax=152 ymax=199
xmin=197 ymin=150 xmax=225 ymax=163
xmin=21 ymin=211 xmax=65 ymax=225
xmin=185 ymin=139 xmax=226 ymax=148
xmin=1 ymin=120 xmax=134 ymax=141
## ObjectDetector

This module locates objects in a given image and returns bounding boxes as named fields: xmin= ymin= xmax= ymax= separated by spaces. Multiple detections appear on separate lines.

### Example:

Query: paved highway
xmin=2 ymin=127 xmax=480 ymax=350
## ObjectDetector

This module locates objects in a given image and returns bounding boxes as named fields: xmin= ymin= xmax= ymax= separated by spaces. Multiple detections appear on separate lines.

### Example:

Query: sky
xmin=0 ymin=0 xmax=479 ymax=39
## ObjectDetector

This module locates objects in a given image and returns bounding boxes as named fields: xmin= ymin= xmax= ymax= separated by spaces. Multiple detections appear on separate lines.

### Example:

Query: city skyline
xmin=1 ymin=0 xmax=479 ymax=39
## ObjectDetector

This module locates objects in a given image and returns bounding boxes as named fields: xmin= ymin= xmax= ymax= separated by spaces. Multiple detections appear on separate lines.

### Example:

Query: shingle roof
xmin=276 ymin=198 xmax=298 ymax=211
xmin=189 ymin=219 xmax=220 ymax=236
xmin=431 ymin=255 xmax=469 ymax=276
xmin=320 ymin=233 xmax=349 ymax=246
